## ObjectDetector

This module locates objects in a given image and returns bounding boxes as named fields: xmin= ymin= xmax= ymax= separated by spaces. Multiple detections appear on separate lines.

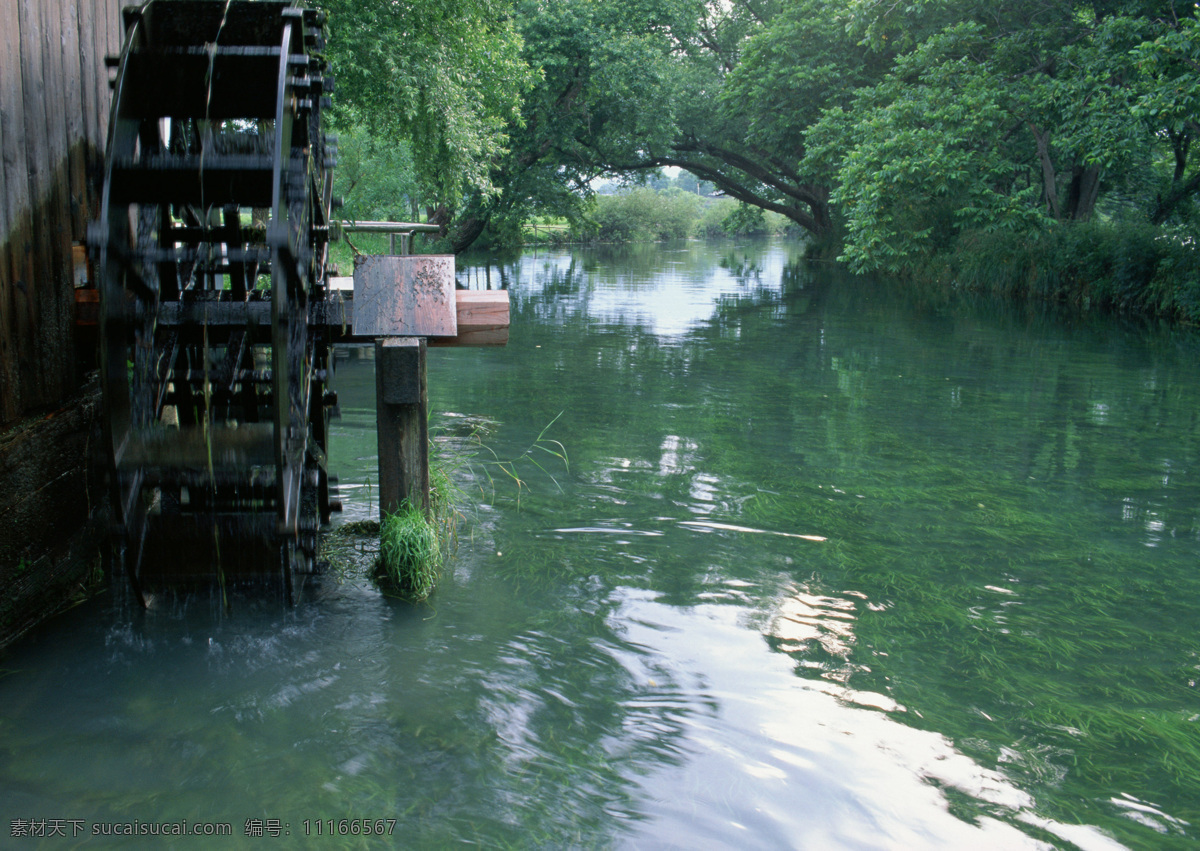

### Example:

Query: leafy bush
xmin=524 ymin=222 xmax=573 ymax=246
xmin=572 ymin=188 xmax=793 ymax=244
xmin=695 ymin=198 xmax=737 ymax=237
xmin=584 ymin=188 xmax=702 ymax=241
xmin=721 ymin=202 xmax=769 ymax=236
xmin=330 ymin=111 xmax=420 ymax=223
xmin=950 ymin=221 xmax=1200 ymax=322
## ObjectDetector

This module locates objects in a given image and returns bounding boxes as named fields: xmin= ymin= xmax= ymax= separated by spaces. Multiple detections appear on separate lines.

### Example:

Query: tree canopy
xmin=316 ymin=0 xmax=533 ymax=209
xmin=810 ymin=1 xmax=1200 ymax=272
xmin=320 ymin=0 xmax=1200 ymax=272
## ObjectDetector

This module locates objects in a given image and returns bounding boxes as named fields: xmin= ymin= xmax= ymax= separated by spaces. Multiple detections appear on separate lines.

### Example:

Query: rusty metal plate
xmin=352 ymin=255 xmax=457 ymax=337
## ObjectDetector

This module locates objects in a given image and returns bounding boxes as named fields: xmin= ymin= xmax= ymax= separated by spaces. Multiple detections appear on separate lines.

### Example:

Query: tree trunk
xmin=1064 ymin=165 xmax=1101 ymax=222
xmin=1151 ymin=170 xmax=1200 ymax=225
xmin=809 ymin=189 xmax=834 ymax=240
xmin=450 ymin=214 xmax=489 ymax=254
xmin=1030 ymin=124 xmax=1061 ymax=220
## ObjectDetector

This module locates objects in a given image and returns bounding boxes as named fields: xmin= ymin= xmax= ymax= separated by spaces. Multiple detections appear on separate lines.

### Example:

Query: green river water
xmin=2 ymin=238 xmax=1199 ymax=849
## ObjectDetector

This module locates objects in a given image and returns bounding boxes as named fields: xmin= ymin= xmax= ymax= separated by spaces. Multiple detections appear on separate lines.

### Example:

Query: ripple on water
xmin=605 ymin=588 xmax=1126 ymax=850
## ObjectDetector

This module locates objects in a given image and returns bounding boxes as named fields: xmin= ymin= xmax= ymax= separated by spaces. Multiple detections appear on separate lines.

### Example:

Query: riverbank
xmin=922 ymin=222 xmax=1200 ymax=325
xmin=518 ymin=198 xmax=1200 ymax=325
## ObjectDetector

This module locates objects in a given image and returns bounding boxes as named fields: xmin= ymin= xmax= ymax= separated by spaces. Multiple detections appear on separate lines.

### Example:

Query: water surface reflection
xmin=2 ymin=238 xmax=1198 ymax=848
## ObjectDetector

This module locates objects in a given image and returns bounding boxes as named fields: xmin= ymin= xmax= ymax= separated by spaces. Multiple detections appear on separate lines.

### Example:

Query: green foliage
xmin=643 ymin=169 xmax=714 ymax=196
xmin=325 ymin=438 xmax=467 ymax=596
xmin=370 ymin=435 xmax=473 ymax=601
xmin=330 ymin=111 xmax=420 ymax=223
xmin=320 ymin=0 xmax=1200 ymax=316
xmin=515 ymin=0 xmax=1200 ymax=288
xmin=720 ymin=202 xmax=769 ymax=236
xmin=572 ymin=190 xmax=795 ymax=243
xmin=329 ymin=413 xmax=570 ymax=601
xmin=694 ymin=198 xmax=736 ymax=238
xmin=585 ymin=188 xmax=702 ymax=242
xmin=317 ymin=0 xmax=534 ymax=205
xmin=434 ymin=0 xmax=702 ymax=251
xmin=949 ymin=221 xmax=1200 ymax=321
xmin=721 ymin=0 xmax=875 ymax=169
xmin=1131 ymin=17 xmax=1200 ymax=139
xmin=521 ymin=220 xmax=574 ymax=247
xmin=806 ymin=1 xmax=1200 ymax=275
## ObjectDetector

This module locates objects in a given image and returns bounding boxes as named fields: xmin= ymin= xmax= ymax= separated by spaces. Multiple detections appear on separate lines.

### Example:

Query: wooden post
xmin=375 ymin=337 xmax=429 ymax=517
xmin=351 ymin=253 xmax=502 ymax=521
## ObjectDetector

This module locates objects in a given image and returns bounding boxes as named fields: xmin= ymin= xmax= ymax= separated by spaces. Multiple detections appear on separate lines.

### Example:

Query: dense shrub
xmin=331 ymin=113 xmax=420 ymax=223
xmin=525 ymin=223 xmax=573 ymax=246
xmin=950 ymin=222 xmax=1200 ymax=323
xmin=695 ymin=198 xmax=737 ymax=237
xmin=577 ymin=189 xmax=793 ymax=243
xmin=726 ymin=202 xmax=775 ymax=236
xmin=584 ymin=188 xmax=703 ymax=241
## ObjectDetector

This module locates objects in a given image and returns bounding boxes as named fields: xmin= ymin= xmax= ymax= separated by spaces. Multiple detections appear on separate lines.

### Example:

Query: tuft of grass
xmin=325 ymin=413 xmax=565 ymax=598
xmin=464 ymin=412 xmax=569 ymax=509
xmin=373 ymin=501 xmax=442 ymax=602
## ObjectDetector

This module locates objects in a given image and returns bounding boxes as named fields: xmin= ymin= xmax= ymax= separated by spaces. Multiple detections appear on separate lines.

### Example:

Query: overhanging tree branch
xmin=609 ymin=153 xmax=823 ymax=234
xmin=673 ymin=136 xmax=826 ymax=210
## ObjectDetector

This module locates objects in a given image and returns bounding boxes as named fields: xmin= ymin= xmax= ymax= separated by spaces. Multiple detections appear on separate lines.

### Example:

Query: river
xmin=2 ymin=239 xmax=1198 ymax=848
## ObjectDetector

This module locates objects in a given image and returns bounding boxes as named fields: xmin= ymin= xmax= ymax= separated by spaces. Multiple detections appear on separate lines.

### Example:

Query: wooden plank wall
xmin=0 ymin=0 xmax=125 ymax=426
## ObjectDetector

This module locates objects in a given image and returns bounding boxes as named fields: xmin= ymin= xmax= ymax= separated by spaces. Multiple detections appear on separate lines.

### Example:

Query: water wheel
xmin=91 ymin=0 xmax=338 ymax=600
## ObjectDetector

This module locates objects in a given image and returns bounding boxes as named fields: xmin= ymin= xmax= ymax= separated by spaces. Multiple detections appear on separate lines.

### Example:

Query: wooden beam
xmin=58 ymin=0 xmax=84 ymax=240
xmin=117 ymin=423 xmax=275 ymax=471
xmin=18 ymin=0 xmax=54 ymax=413
xmin=74 ymin=287 xmax=99 ymax=325
xmin=0 ymin=0 xmax=23 ymax=423
xmin=340 ymin=220 xmax=441 ymax=234
xmin=375 ymin=337 xmax=429 ymax=517
xmin=429 ymin=290 xmax=509 ymax=347
xmin=36 ymin=0 xmax=74 ymax=406
xmin=81 ymin=287 xmax=511 ymax=349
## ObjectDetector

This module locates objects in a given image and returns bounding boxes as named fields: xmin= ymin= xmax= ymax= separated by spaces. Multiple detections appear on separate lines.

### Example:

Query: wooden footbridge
xmin=80 ymin=0 xmax=508 ymax=601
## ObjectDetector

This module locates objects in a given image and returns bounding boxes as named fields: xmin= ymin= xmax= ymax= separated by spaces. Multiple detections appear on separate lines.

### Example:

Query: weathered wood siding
xmin=0 ymin=0 xmax=124 ymax=426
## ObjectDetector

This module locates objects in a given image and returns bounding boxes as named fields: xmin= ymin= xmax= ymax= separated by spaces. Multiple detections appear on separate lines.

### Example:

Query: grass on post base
xmin=373 ymin=501 xmax=442 ymax=602
xmin=330 ymin=420 xmax=563 ymax=601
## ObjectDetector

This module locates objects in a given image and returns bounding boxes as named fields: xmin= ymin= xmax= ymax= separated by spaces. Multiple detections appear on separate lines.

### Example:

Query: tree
xmin=330 ymin=109 xmax=421 ymax=223
xmin=318 ymin=0 xmax=1200 ymax=270
xmin=316 ymin=0 xmax=533 ymax=207
xmin=1131 ymin=15 xmax=1200 ymax=225
xmin=807 ymin=1 xmax=1200 ymax=273
xmin=585 ymin=0 xmax=1198 ymax=271
xmin=585 ymin=0 xmax=854 ymax=244
xmin=429 ymin=0 xmax=701 ymax=251
xmin=439 ymin=0 xmax=853 ymax=252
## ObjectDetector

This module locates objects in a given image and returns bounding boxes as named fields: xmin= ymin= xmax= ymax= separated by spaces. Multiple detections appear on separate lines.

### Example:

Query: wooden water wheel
xmin=90 ymin=0 xmax=338 ymax=599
